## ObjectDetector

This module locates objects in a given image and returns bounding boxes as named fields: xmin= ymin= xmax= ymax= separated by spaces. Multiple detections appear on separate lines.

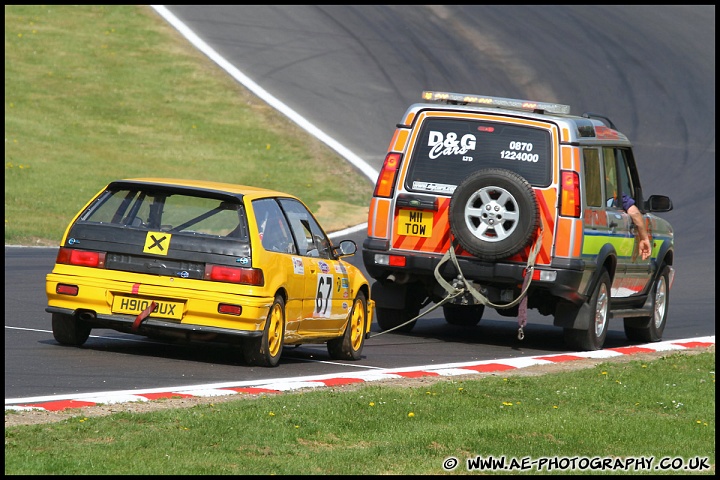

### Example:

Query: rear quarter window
xmin=583 ymin=148 xmax=603 ymax=207
xmin=405 ymin=118 xmax=552 ymax=194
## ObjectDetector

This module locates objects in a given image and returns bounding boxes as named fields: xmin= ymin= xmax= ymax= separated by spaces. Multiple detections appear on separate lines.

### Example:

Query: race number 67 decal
xmin=314 ymin=274 xmax=333 ymax=317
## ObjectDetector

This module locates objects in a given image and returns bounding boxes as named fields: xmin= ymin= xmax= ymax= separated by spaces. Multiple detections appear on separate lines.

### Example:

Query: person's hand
xmin=639 ymin=238 xmax=651 ymax=260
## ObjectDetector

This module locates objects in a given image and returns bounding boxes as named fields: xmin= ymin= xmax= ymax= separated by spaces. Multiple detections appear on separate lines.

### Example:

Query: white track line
xmin=150 ymin=5 xmax=379 ymax=184
xmin=5 ymin=336 xmax=714 ymax=410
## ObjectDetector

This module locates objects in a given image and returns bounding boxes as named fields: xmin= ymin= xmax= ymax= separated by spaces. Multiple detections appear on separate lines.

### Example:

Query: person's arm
xmin=627 ymin=204 xmax=651 ymax=260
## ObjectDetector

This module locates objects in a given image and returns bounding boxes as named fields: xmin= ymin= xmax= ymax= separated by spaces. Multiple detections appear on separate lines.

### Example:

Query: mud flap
xmin=553 ymin=300 xmax=592 ymax=330
xmin=371 ymin=281 xmax=410 ymax=310
xmin=365 ymin=299 xmax=375 ymax=339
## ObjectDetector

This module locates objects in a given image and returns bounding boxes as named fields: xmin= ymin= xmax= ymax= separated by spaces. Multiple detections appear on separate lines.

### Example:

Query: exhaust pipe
xmin=386 ymin=272 xmax=410 ymax=284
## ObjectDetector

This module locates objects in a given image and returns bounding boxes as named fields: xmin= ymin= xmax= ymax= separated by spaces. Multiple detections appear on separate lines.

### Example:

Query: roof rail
xmin=421 ymin=90 xmax=571 ymax=115
xmin=582 ymin=112 xmax=617 ymax=130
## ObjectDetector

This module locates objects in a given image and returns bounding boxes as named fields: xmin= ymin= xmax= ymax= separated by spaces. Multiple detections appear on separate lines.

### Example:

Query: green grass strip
xmin=5 ymin=351 xmax=715 ymax=475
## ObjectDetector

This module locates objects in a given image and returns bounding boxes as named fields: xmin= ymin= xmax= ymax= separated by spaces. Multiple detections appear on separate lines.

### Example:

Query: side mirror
xmin=333 ymin=239 xmax=357 ymax=257
xmin=645 ymin=195 xmax=673 ymax=212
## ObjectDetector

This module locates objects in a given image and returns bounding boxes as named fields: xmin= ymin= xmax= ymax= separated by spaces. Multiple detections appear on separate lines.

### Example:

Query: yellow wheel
xmin=244 ymin=295 xmax=285 ymax=367
xmin=328 ymin=291 xmax=367 ymax=360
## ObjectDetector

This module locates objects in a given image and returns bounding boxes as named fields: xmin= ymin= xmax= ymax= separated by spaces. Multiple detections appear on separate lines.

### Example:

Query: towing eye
xmin=367 ymin=224 xmax=543 ymax=340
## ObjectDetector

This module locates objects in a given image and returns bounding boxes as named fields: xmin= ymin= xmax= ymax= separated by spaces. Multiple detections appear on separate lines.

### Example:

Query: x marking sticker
xmin=143 ymin=231 xmax=172 ymax=256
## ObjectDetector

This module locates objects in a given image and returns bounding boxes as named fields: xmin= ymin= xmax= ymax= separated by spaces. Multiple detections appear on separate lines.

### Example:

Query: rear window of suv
xmin=405 ymin=118 xmax=552 ymax=194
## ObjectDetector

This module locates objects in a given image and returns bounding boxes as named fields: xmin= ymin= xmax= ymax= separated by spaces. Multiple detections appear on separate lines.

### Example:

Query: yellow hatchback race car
xmin=46 ymin=178 xmax=373 ymax=367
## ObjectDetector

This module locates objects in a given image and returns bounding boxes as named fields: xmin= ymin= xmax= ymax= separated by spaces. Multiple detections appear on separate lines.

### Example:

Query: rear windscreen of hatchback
xmin=79 ymin=187 xmax=248 ymax=240
xmin=405 ymin=118 xmax=552 ymax=194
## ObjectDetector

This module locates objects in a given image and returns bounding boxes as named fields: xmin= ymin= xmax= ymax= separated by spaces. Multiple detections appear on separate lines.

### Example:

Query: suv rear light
xmin=373 ymin=153 xmax=402 ymax=198
xmin=523 ymin=268 xmax=557 ymax=282
xmin=374 ymin=253 xmax=406 ymax=267
xmin=559 ymin=170 xmax=581 ymax=218
xmin=204 ymin=264 xmax=264 ymax=286
xmin=56 ymin=247 xmax=106 ymax=268
xmin=389 ymin=255 xmax=407 ymax=267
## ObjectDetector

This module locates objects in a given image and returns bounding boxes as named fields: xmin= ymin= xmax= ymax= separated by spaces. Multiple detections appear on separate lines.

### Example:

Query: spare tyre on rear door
xmin=449 ymin=168 xmax=539 ymax=261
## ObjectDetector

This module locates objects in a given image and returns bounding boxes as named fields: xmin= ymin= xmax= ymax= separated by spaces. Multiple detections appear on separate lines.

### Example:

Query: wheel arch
xmin=644 ymin=239 xmax=673 ymax=298
xmin=655 ymin=239 xmax=674 ymax=267
xmin=273 ymin=286 xmax=288 ymax=304
xmin=357 ymin=282 xmax=370 ymax=304
xmin=345 ymin=282 xmax=370 ymax=329
xmin=554 ymin=246 xmax=614 ymax=331
xmin=587 ymin=243 xmax=617 ymax=297
xmin=270 ymin=287 xmax=288 ymax=325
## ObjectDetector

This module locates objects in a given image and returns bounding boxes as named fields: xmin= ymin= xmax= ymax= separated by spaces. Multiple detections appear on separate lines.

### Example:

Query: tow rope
xmin=131 ymin=301 xmax=157 ymax=332
xmin=368 ymin=224 xmax=543 ymax=340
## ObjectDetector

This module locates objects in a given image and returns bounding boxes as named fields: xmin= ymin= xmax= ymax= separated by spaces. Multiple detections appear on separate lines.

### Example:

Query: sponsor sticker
xmin=412 ymin=181 xmax=456 ymax=194
xmin=427 ymin=130 xmax=477 ymax=159
xmin=292 ymin=257 xmax=304 ymax=275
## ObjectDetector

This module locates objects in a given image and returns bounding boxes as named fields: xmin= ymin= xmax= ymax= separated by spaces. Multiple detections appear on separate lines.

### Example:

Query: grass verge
xmin=5 ymin=350 xmax=715 ymax=474
xmin=5 ymin=5 xmax=372 ymax=246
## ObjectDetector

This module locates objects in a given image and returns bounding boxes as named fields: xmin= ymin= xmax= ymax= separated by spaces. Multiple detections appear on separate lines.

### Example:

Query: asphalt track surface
xmin=5 ymin=6 xmax=715 ymax=407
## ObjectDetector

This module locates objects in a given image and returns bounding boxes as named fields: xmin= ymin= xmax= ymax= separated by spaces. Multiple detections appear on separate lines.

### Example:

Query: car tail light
xmin=218 ymin=303 xmax=243 ymax=316
xmin=560 ymin=170 xmax=581 ymax=218
xmin=56 ymin=247 xmax=106 ymax=268
xmin=373 ymin=153 xmax=402 ymax=198
xmin=204 ymin=264 xmax=264 ymax=286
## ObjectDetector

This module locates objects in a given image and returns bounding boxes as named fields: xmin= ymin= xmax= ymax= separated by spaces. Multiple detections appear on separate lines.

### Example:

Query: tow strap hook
xmin=517 ymin=326 xmax=525 ymax=341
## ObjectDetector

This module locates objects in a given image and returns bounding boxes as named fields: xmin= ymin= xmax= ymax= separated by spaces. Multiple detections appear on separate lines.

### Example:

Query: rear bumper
xmin=46 ymin=272 xmax=273 ymax=334
xmin=362 ymin=238 xmax=586 ymax=303
xmin=47 ymin=306 xmax=264 ymax=341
